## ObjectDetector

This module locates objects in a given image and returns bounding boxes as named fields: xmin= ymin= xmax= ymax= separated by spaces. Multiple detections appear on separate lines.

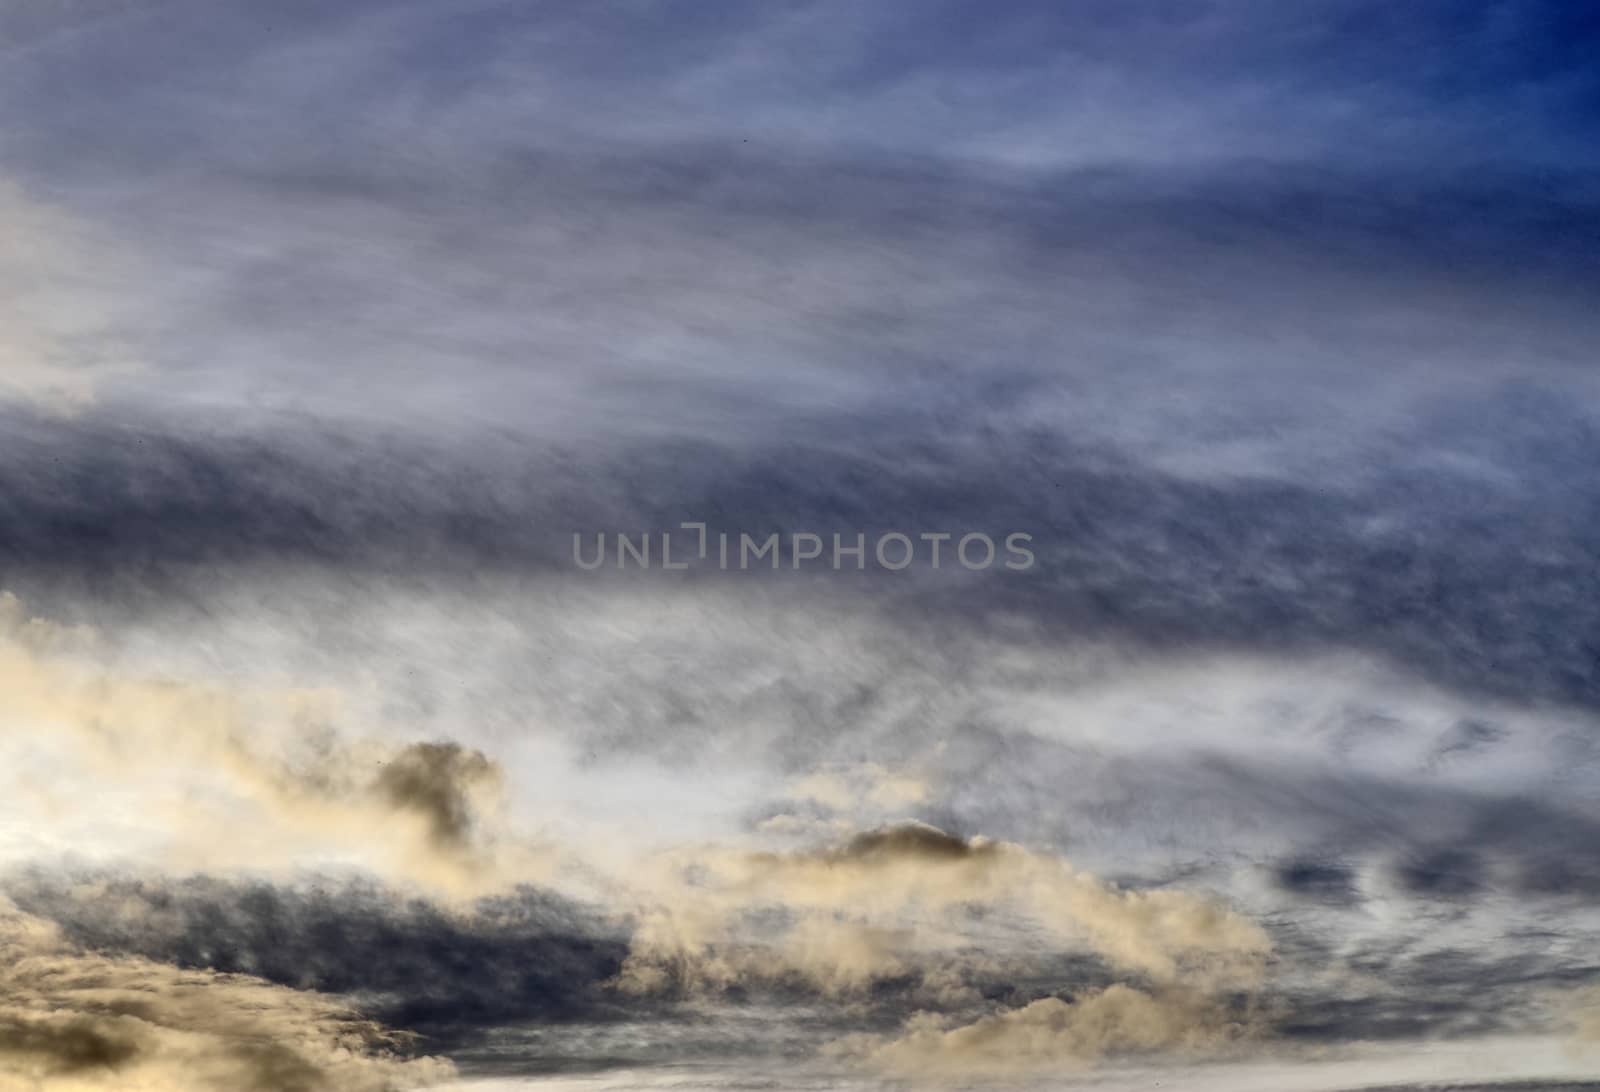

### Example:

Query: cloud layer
xmin=3 ymin=0 xmax=1599 ymax=1087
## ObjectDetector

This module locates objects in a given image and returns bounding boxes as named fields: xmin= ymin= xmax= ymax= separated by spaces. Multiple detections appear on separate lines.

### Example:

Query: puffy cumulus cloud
xmin=841 ymin=985 xmax=1259 ymax=1077
xmin=613 ymin=821 xmax=1269 ymax=1001
xmin=0 ymin=899 xmax=451 ymax=1092
xmin=0 ymin=593 xmax=539 ymax=895
xmin=615 ymin=911 xmax=920 ymax=1000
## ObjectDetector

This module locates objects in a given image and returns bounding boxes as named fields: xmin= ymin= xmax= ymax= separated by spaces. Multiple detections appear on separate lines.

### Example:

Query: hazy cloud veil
xmin=1 ymin=2 xmax=1599 ymax=1090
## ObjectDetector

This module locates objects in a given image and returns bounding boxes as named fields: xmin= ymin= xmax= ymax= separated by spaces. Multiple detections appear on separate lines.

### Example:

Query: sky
xmin=1 ymin=1 xmax=1599 ymax=1090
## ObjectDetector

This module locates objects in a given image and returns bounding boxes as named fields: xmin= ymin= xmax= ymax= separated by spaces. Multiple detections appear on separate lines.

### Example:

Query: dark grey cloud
xmin=1 ymin=360 xmax=1598 ymax=714
xmin=0 ymin=866 xmax=1173 ymax=1071
xmin=374 ymin=742 xmax=501 ymax=851
xmin=1273 ymin=858 xmax=1361 ymax=905
xmin=4 ymin=872 xmax=627 ymax=1045
xmin=1275 ymin=935 xmax=1600 ymax=1043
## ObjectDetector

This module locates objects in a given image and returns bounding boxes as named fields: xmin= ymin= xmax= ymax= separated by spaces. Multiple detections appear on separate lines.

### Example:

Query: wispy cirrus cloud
xmin=0 ymin=182 xmax=143 ymax=410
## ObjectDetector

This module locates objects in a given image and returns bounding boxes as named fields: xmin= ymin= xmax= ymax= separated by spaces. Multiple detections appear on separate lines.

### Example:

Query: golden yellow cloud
xmin=842 ymin=985 xmax=1258 ymax=1077
xmin=614 ymin=821 xmax=1270 ymax=999
xmin=0 ymin=900 xmax=450 ymax=1092
xmin=0 ymin=593 xmax=540 ymax=897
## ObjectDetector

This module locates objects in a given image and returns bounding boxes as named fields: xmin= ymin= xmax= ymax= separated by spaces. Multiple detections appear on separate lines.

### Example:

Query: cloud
xmin=0 ymin=592 xmax=544 ymax=895
xmin=5 ymin=874 xmax=627 ymax=1044
xmin=5 ymin=0 xmax=1596 ymax=179
xmin=0 ymin=0 xmax=1598 ymax=1079
xmin=1553 ymin=987 xmax=1600 ymax=1052
xmin=373 ymin=743 xmax=502 ymax=852
xmin=0 ymin=181 xmax=141 ymax=410
xmin=0 ymin=899 xmax=450 ymax=1092
xmin=4 ymin=345 xmax=1600 ymax=718
xmin=842 ymin=985 xmax=1259 ymax=1076
xmin=613 ymin=821 xmax=1269 ymax=999
xmin=786 ymin=763 xmax=931 ymax=814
